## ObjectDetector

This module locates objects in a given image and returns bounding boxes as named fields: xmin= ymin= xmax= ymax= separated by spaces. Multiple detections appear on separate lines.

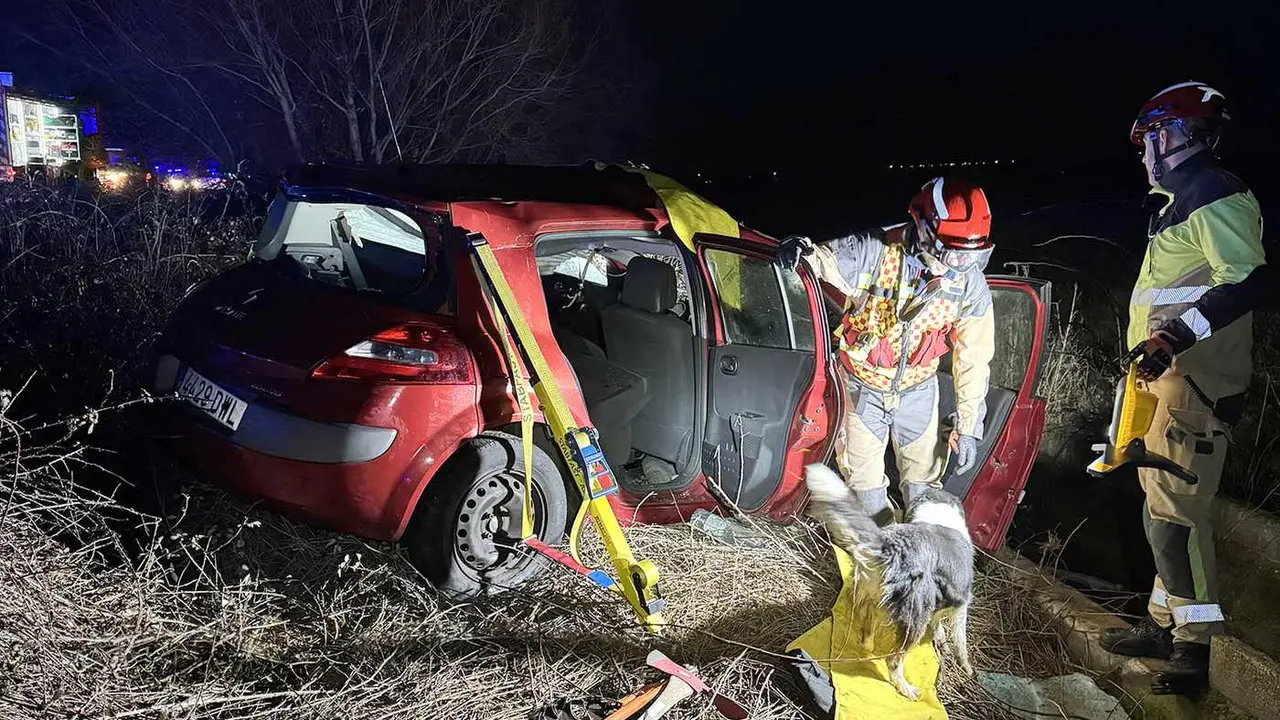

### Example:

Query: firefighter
xmin=777 ymin=178 xmax=996 ymax=524
xmin=1098 ymin=82 xmax=1269 ymax=696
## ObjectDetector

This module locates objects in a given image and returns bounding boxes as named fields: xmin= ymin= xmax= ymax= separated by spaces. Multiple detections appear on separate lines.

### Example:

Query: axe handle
xmin=603 ymin=683 xmax=664 ymax=720
xmin=638 ymin=677 xmax=695 ymax=720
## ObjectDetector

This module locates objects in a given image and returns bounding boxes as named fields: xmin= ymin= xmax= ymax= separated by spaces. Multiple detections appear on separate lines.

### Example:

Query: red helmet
xmin=1130 ymin=81 xmax=1228 ymax=146
xmin=908 ymin=177 xmax=992 ymax=250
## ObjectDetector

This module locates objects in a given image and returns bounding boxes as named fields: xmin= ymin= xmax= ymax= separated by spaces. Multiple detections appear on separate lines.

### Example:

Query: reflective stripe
xmin=1173 ymin=603 xmax=1225 ymax=625
xmin=1180 ymin=307 xmax=1213 ymax=340
xmin=1132 ymin=285 xmax=1213 ymax=306
xmin=1151 ymin=586 xmax=1170 ymax=608
xmin=932 ymin=178 xmax=949 ymax=219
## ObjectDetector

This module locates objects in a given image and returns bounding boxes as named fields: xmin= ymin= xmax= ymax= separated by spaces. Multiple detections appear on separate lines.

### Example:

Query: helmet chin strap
xmin=920 ymin=251 xmax=950 ymax=276
xmin=903 ymin=218 xmax=922 ymax=254
xmin=1149 ymin=121 xmax=1198 ymax=183
xmin=905 ymin=220 xmax=952 ymax=275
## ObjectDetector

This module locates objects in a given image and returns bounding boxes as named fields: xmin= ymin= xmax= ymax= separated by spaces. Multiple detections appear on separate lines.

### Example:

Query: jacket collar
xmin=1157 ymin=151 xmax=1215 ymax=195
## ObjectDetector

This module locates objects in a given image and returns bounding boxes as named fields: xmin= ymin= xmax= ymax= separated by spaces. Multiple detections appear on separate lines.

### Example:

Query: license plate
xmin=177 ymin=368 xmax=248 ymax=431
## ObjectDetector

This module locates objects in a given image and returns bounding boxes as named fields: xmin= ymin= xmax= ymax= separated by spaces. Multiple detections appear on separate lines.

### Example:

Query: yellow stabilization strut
xmin=468 ymin=232 xmax=666 ymax=633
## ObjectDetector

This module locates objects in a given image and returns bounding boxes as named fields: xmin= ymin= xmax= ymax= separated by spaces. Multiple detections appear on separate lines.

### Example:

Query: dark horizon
xmin=3 ymin=1 xmax=1279 ymax=233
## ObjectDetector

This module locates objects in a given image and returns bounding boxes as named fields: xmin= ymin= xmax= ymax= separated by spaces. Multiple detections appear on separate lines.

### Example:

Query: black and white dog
xmin=804 ymin=463 xmax=975 ymax=700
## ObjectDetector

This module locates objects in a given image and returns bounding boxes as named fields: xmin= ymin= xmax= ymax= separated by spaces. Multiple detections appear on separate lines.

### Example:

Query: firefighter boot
xmin=1152 ymin=642 xmax=1210 ymax=696
xmin=1098 ymin=616 xmax=1173 ymax=659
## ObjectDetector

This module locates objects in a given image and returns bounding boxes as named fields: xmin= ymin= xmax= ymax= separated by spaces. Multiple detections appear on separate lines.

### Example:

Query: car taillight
xmin=312 ymin=323 xmax=473 ymax=384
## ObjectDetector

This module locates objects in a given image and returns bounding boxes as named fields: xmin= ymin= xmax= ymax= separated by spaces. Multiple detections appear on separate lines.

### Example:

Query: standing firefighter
xmin=1098 ymin=82 xmax=1269 ymax=695
xmin=777 ymin=178 xmax=996 ymax=523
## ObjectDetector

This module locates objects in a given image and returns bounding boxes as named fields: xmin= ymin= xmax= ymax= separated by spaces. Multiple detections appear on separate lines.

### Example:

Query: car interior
xmin=535 ymin=234 xmax=700 ymax=492
xmin=252 ymin=197 xmax=450 ymax=313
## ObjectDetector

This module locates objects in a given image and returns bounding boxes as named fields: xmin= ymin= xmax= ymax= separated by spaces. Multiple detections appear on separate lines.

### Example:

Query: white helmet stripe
xmin=1149 ymin=80 xmax=1225 ymax=102
xmin=931 ymin=177 xmax=949 ymax=220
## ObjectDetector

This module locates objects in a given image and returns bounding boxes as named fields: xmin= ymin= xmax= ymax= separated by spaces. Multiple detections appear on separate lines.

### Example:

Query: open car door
xmin=937 ymin=277 xmax=1051 ymax=550
xmin=695 ymin=237 xmax=836 ymax=521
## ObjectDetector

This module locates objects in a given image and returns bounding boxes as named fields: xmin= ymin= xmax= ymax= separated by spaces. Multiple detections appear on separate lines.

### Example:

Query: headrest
xmin=620 ymin=257 xmax=678 ymax=314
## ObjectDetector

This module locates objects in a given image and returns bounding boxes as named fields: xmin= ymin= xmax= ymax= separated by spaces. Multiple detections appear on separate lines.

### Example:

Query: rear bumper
xmin=155 ymin=354 xmax=396 ymax=464
xmin=153 ymin=354 xmax=482 ymax=541
xmin=163 ymin=416 xmax=404 ymax=540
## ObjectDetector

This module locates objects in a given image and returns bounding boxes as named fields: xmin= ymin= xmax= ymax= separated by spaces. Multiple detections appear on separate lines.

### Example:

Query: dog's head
xmin=903 ymin=487 xmax=969 ymax=539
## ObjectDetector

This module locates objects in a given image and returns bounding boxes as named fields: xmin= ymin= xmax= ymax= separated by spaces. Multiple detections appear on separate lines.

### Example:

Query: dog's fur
xmin=804 ymin=463 xmax=975 ymax=700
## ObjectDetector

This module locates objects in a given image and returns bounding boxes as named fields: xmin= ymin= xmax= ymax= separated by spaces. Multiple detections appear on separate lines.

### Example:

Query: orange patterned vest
xmin=835 ymin=243 xmax=962 ymax=393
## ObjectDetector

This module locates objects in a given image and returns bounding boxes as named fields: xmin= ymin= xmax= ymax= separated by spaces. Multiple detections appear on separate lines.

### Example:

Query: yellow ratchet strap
xmin=467 ymin=232 xmax=667 ymax=633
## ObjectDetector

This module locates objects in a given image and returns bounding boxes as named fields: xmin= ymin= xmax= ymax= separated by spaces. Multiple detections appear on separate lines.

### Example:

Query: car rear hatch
xmin=157 ymin=189 xmax=459 ymax=410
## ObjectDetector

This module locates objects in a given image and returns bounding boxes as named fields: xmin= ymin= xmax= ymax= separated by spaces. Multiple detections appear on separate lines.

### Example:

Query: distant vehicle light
xmin=166 ymin=177 xmax=188 ymax=191
xmin=98 ymin=168 xmax=130 ymax=191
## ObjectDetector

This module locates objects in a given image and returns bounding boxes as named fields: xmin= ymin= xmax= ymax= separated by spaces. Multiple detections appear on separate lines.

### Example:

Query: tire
xmin=403 ymin=431 xmax=568 ymax=600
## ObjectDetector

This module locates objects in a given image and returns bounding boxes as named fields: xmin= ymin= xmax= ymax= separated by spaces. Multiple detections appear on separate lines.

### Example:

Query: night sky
xmin=613 ymin=1 xmax=1280 ymax=232
xmin=4 ymin=1 xmax=1280 ymax=228
xmin=629 ymin=2 xmax=1280 ymax=173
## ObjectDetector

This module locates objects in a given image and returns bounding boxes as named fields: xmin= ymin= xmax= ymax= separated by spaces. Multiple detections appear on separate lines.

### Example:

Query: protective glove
xmin=1123 ymin=318 xmax=1198 ymax=382
xmin=949 ymin=431 xmax=979 ymax=474
xmin=776 ymin=234 xmax=815 ymax=270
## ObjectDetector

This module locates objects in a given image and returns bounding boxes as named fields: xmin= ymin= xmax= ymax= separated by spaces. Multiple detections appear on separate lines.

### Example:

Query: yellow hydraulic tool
xmin=468 ymin=232 xmax=667 ymax=633
xmin=1087 ymin=359 xmax=1198 ymax=485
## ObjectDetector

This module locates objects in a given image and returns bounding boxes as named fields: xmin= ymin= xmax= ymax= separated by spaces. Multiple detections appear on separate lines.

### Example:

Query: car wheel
xmin=404 ymin=431 xmax=568 ymax=600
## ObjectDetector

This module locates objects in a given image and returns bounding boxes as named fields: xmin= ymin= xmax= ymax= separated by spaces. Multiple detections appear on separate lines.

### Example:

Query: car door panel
xmin=950 ymin=277 xmax=1050 ymax=550
xmin=704 ymin=346 xmax=816 ymax=510
xmin=697 ymin=240 xmax=831 ymax=517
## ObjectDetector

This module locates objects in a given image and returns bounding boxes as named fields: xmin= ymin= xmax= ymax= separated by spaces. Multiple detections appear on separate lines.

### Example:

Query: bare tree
xmin=210 ymin=0 xmax=585 ymax=164
xmin=10 ymin=0 xmax=613 ymax=168
xmin=212 ymin=0 xmax=310 ymax=163
xmin=13 ymin=0 xmax=241 ymax=164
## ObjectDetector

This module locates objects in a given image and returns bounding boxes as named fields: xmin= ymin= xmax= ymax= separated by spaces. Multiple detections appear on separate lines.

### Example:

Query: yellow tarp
xmin=629 ymin=167 xmax=746 ymax=314
xmin=787 ymin=547 xmax=948 ymax=720
xmin=631 ymin=168 xmax=740 ymax=249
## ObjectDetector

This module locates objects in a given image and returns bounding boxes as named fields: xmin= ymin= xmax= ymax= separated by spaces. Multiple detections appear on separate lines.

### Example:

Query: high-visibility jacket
xmin=1128 ymin=152 xmax=1267 ymax=402
xmin=805 ymin=225 xmax=995 ymax=438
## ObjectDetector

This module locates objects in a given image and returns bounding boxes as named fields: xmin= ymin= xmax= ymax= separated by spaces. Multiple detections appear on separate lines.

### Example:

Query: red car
xmin=152 ymin=164 xmax=1050 ymax=597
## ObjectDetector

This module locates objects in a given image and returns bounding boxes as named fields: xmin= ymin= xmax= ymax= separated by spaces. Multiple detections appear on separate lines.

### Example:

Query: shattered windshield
xmin=536 ymin=249 xmax=615 ymax=286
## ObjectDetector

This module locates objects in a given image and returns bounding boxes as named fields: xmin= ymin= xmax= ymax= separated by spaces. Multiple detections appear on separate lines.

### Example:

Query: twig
xmin=103 ymin=690 xmax=328 ymax=718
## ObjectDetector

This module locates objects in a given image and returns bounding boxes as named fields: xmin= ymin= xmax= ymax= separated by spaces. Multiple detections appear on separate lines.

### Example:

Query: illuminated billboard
xmin=0 ymin=86 xmax=9 ymax=171
xmin=4 ymin=95 xmax=81 ymax=167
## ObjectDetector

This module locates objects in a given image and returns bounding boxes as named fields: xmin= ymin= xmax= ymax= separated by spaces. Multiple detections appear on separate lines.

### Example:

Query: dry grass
xmin=1 ymin=416 xmax=1079 ymax=720
xmin=1223 ymin=311 xmax=1280 ymax=507
xmin=0 ymin=179 xmax=255 ymax=414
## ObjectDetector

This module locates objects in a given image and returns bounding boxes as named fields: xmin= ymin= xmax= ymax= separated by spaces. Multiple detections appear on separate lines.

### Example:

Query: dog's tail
xmin=804 ymin=463 xmax=883 ymax=554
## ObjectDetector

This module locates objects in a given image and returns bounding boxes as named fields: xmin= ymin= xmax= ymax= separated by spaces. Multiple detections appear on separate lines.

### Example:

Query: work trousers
xmin=1139 ymin=372 xmax=1229 ymax=644
xmin=833 ymin=368 xmax=946 ymax=494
